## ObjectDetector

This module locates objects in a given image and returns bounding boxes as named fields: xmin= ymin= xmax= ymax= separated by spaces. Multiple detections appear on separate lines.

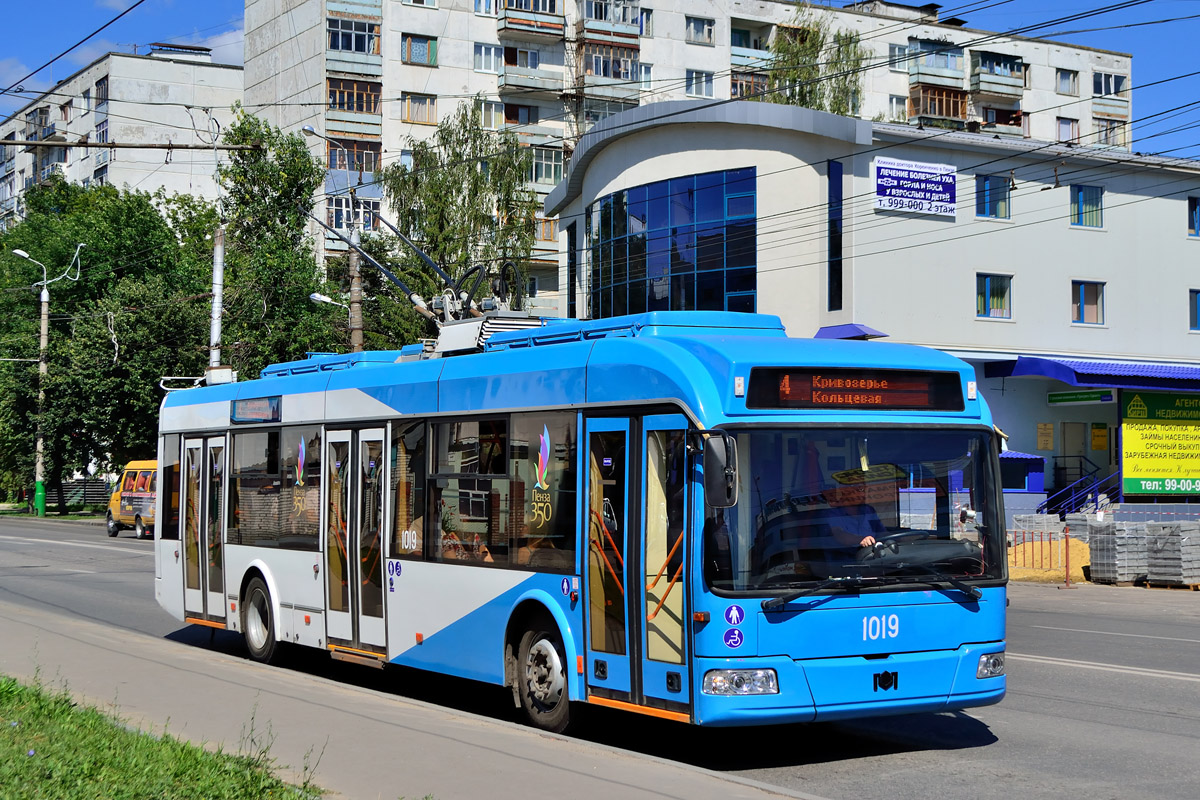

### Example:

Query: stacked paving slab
xmin=1146 ymin=521 xmax=1200 ymax=585
xmin=1088 ymin=521 xmax=1147 ymax=584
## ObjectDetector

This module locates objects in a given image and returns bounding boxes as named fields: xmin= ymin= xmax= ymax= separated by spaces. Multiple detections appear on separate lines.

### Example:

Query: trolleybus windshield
xmin=703 ymin=427 xmax=1004 ymax=592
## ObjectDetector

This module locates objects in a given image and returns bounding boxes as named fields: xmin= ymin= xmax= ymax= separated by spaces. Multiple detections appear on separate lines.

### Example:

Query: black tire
xmin=106 ymin=512 xmax=119 ymax=537
xmin=242 ymin=577 xmax=279 ymax=664
xmin=517 ymin=622 xmax=571 ymax=733
xmin=134 ymin=517 xmax=147 ymax=540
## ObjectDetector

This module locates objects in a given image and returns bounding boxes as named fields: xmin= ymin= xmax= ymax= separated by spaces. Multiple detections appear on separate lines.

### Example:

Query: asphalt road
xmin=2 ymin=515 xmax=1199 ymax=799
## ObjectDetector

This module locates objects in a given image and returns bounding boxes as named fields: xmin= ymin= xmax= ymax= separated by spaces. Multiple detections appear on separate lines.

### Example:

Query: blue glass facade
xmin=585 ymin=168 xmax=756 ymax=318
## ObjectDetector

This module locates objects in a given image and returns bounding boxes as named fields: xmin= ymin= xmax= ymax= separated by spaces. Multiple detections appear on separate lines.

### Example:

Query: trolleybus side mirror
xmin=704 ymin=433 xmax=738 ymax=508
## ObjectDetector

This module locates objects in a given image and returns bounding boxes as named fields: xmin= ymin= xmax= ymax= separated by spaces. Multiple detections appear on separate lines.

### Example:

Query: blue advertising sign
xmin=873 ymin=156 xmax=957 ymax=217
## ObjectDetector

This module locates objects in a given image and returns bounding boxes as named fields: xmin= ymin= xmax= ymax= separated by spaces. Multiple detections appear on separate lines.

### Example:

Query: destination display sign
xmin=231 ymin=396 xmax=282 ymax=424
xmin=747 ymin=368 xmax=964 ymax=411
xmin=873 ymin=156 xmax=957 ymax=217
xmin=1121 ymin=391 xmax=1200 ymax=494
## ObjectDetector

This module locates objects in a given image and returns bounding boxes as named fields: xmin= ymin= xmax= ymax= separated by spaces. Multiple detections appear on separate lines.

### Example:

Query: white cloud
xmin=0 ymin=57 xmax=38 ymax=120
xmin=95 ymin=0 xmax=136 ymax=10
xmin=65 ymin=38 xmax=120 ymax=68
xmin=194 ymin=26 xmax=244 ymax=67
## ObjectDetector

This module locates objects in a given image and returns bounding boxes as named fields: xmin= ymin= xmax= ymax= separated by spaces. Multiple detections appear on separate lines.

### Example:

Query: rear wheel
xmin=106 ymin=512 xmax=119 ymax=537
xmin=134 ymin=517 xmax=147 ymax=539
xmin=517 ymin=623 xmax=571 ymax=733
xmin=242 ymin=577 xmax=279 ymax=664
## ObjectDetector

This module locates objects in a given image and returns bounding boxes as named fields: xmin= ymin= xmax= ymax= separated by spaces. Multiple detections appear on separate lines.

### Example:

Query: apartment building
xmin=0 ymin=45 xmax=243 ymax=232
xmin=243 ymin=0 xmax=1132 ymax=312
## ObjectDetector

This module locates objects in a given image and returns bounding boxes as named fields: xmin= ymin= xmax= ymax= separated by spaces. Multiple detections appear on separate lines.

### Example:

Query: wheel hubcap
xmin=246 ymin=590 xmax=268 ymax=651
xmin=525 ymin=639 xmax=564 ymax=707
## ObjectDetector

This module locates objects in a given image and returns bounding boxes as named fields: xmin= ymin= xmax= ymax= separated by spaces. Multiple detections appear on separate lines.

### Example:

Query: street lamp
xmin=11 ymin=243 xmax=83 ymax=517
xmin=302 ymin=125 xmax=363 ymax=352
xmin=309 ymin=291 xmax=352 ymax=329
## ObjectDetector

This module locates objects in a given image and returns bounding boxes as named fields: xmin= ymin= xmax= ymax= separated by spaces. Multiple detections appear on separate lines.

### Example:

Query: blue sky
xmin=2 ymin=0 xmax=1199 ymax=157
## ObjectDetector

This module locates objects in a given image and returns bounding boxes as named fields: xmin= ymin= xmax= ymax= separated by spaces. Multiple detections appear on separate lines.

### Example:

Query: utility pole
xmin=35 ymin=283 xmax=48 ymax=516
xmin=348 ymin=190 xmax=363 ymax=353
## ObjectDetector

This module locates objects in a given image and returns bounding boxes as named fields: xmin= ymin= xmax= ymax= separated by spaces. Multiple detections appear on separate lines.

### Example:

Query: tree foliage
xmin=376 ymin=99 xmax=539 ymax=292
xmin=769 ymin=2 xmax=868 ymax=115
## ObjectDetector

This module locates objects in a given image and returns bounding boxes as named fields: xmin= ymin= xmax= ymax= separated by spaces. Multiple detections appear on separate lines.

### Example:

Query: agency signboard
xmin=1121 ymin=391 xmax=1200 ymax=494
xmin=873 ymin=157 xmax=957 ymax=217
xmin=1047 ymin=390 xmax=1115 ymax=406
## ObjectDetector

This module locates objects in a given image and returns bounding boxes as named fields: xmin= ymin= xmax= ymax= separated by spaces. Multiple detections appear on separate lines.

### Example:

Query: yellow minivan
xmin=106 ymin=460 xmax=157 ymax=538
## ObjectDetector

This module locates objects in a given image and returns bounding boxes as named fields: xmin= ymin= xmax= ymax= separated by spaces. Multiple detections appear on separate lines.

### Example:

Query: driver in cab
xmin=823 ymin=481 xmax=884 ymax=549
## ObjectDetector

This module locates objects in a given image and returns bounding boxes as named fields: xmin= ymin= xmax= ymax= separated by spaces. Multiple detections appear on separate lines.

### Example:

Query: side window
xmin=228 ymin=430 xmax=281 ymax=547
xmin=280 ymin=427 xmax=322 ymax=550
xmin=645 ymin=429 xmax=687 ymax=664
xmin=160 ymin=435 xmax=180 ymax=540
xmin=433 ymin=418 xmax=508 ymax=564
xmin=510 ymin=413 xmax=576 ymax=572
xmin=121 ymin=471 xmax=136 ymax=492
xmin=135 ymin=471 xmax=152 ymax=492
xmin=390 ymin=421 xmax=427 ymax=559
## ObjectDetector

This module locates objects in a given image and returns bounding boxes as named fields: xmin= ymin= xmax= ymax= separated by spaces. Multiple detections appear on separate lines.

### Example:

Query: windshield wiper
xmin=761 ymin=576 xmax=875 ymax=611
xmin=881 ymin=570 xmax=982 ymax=600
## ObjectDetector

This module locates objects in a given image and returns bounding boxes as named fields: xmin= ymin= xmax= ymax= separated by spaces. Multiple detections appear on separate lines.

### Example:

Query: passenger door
xmin=584 ymin=418 xmax=633 ymax=698
xmin=181 ymin=436 xmax=227 ymax=623
xmin=325 ymin=428 xmax=388 ymax=653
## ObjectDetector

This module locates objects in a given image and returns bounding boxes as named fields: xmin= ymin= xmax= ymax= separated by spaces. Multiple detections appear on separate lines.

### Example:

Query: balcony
xmin=2 ymin=157 xmax=14 ymax=176
xmin=325 ymin=109 xmax=383 ymax=139
xmin=1 ymin=197 xmax=15 ymax=215
xmin=498 ymin=65 xmax=564 ymax=98
xmin=1092 ymin=94 xmax=1130 ymax=119
xmin=498 ymin=3 xmax=566 ymax=43
xmin=730 ymin=44 xmax=771 ymax=71
xmin=39 ymin=163 xmax=65 ymax=183
xmin=909 ymin=61 xmax=965 ymax=90
xmin=580 ymin=74 xmax=640 ymax=103
xmin=970 ymin=53 xmax=1024 ymax=98
xmin=40 ymin=122 xmax=65 ymax=142
xmin=577 ymin=3 xmax=641 ymax=47
xmin=95 ymin=149 xmax=110 ymax=167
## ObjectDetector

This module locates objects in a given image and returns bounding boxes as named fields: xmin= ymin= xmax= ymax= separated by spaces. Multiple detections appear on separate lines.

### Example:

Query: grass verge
xmin=0 ymin=674 xmax=321 ymax=799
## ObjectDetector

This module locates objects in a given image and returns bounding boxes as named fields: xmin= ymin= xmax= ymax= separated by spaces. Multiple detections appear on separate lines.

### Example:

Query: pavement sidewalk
xmin=0 ymin=598 xmax=821 ymax=800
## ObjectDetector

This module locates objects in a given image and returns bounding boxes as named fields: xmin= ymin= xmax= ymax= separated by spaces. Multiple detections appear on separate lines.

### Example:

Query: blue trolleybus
xmin=154 ymin=310 xmax=1007 ymax=731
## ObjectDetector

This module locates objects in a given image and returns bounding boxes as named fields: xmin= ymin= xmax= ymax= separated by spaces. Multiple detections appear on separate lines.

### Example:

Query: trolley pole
xmin=348 ymin=191 xmax=363 ymax=353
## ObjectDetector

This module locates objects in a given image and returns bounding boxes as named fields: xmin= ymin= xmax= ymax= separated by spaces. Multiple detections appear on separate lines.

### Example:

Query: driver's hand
xmin=860 ymin=535 xmax=877 ymax=547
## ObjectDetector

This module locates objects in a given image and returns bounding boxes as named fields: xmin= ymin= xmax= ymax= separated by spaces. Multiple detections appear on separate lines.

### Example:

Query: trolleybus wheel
xmin=134 ymin=517 xmax=147 ymax=539
xmin=106 ymin=512 xmax=119 ymax=537
xmin=242 ymin=577 xmax=279 ymax=664
xmin=517 ymin=623 xmax=570 ymax=732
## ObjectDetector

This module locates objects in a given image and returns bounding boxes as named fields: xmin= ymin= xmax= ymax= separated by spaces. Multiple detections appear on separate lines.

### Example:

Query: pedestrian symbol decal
xmin=724 ymin=605 xmax=745 ymax=626
xmin=561 ymin=577 xmax=571 ymax=596
xmin=723 ymin=628 xmax=744 ymax=649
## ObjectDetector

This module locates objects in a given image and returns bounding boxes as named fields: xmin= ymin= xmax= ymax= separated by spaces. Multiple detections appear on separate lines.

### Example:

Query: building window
xmin=1070 ymin=185 xmax=1103 ymax=228
xmin=475 ymin=0 xmax=495 ymax=14
xmin=583 ymin=44 xmax=638 ymax=80
xmin=888 ymin=43 xmax=908 ymax=71
xmin=328 ymin=18 xmax=381 ymax=54
xmin=1072 ymin=280 xmax=1105 ymax=324
xmin=536 ymin=215 xmax=558 ymax=242
xmin=530 ymin=146 xmax=563 ymax=185
xmin=505 ymin=103 xmax=538 ymax=125
xmin=1189 ymin=197 xmax=1200 ymax=237
xmin=402 ymin=93 xmax=437 ymax=124
xmin=95 ymin=77 xmax=109 ymax=106
xmin=400 ymin=150 xmax=414 ymax=170
xmin=60 ymin=101 xmax=72 ymax=122
xmin=639 ymin=8 xmax=653 ymax=37
xmin=686 ymin=69 xmax=714 ymax=98
xmin=1094 ymin=118 xmax=1125 ymax=147
xmin=984 ymin=107 xmax=1021 ymax=127
xmin=402 ymin=34 xmax=437 ymax=66
xmin=82 ymin=88 xmax=91 ymax=114
xmin=527 ymin=275 xmax=539 ymax=297
xmin=328 ymin=79 xmax=381 ymax=113
xmin=913 ymin=39 xmax=963 ymax=70
xmin=1057 ymin=116 xmax=1079 ymax=143
xmin=93 ymin=166 xmax=107 ymax=186
xmin=686 ymin=16 xmax=715 ymax=45
xmin=977 ymin=52 xmax=1021 ymax=78
xmin=478 ymin=100 xmax=503 ymax=130
xmin=327 ymin=197 xmax=382 ymax=231
xmin=327 ymin=139 xmax=381 ymax=172
xmin=404 ymin=0 xmax=437 ymax=7
xmin=585 ymin=167 xmax=757 ymax=317
xmin=888 ymin=95 xmax=907 ymax=121
xmin=909 ymin=86 xmax=967 ymax=120
xmin=639 ymin=63 xmax=653 ymax=90
xmin=975 ymin=175 xmax=1011 ymax=219
xmin=1056 ymin=68 xmax=1078 ymax=95
xmin=583 ymin=99 xmax=633 ymax=127
xmin=504 ymin=46 xmax=539 ymax=69
xmin=95 ymin=119 xmax=109 ymax=145
xmin=474 ymin=43 xmax=501 ymax=73
xmin=508 ymin=0 xmax=557 ymax=11
xmin=1191 ymin=290 xmax=1200 ymax=331
xmin=1093 ymin=72 xmax=1128 ymax=97
xmin=731 ymin=72 xmax=767 ymax=100
xmin=586 ymin=0 xmax=636 ymax=23
xmin=828 ymin=160 xmax=842 ymax=312
xmin=976 ymin=274 xmax=1012 ymax=318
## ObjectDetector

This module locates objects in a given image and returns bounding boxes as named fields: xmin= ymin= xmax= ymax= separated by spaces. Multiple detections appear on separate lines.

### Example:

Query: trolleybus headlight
xmin=976 ymin=652 xmax=1006 ymax=678
xmin=702 ymin=669 xmax=779 ymax=695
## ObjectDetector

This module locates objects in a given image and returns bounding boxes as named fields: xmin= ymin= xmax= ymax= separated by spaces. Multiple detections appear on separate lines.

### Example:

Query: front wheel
xmin=134 ymin=517 xmax=147 ymax=539
xmin=106 ymin=512 xmax=119 ymax=537
xmin=517 ymin=624 xmax=571 ymax=733
xmin=242 ymin=577 xmax=279 ymax=664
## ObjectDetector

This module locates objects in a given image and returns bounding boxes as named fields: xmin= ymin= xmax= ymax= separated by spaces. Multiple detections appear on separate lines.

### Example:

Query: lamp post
xmin=302 ymin=125 xmax=362 ymax=352
xmin=309 ymin=291 xmax=352 ymax=331
xmin=11 ymin=244 xmax=83 ymax=517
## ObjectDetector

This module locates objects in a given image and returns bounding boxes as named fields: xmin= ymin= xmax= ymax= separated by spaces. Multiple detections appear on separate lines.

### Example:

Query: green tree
xmin=769 ymin=2 xmax=868 ymax=115
xmin=376 ymin=99 xmax=539 ymax=304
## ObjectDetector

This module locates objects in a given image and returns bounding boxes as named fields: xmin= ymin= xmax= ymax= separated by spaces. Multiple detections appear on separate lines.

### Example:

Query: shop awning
xmin=984 ymin=356 xmax=1200 ymax=391
xmin=999 ymin=450 xmax=1044 ymax=461
xmin=813 ymin=323 xmax=888 ymax=340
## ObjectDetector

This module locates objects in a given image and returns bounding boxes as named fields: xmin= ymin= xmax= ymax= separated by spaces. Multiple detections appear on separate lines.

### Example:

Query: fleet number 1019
xmin=863 ymin=614 xmax=900 ymax=641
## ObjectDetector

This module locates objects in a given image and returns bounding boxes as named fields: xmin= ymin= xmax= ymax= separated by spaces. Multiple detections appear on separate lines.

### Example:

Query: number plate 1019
xmin=863 ymin=613 xmax=900 ymax=641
